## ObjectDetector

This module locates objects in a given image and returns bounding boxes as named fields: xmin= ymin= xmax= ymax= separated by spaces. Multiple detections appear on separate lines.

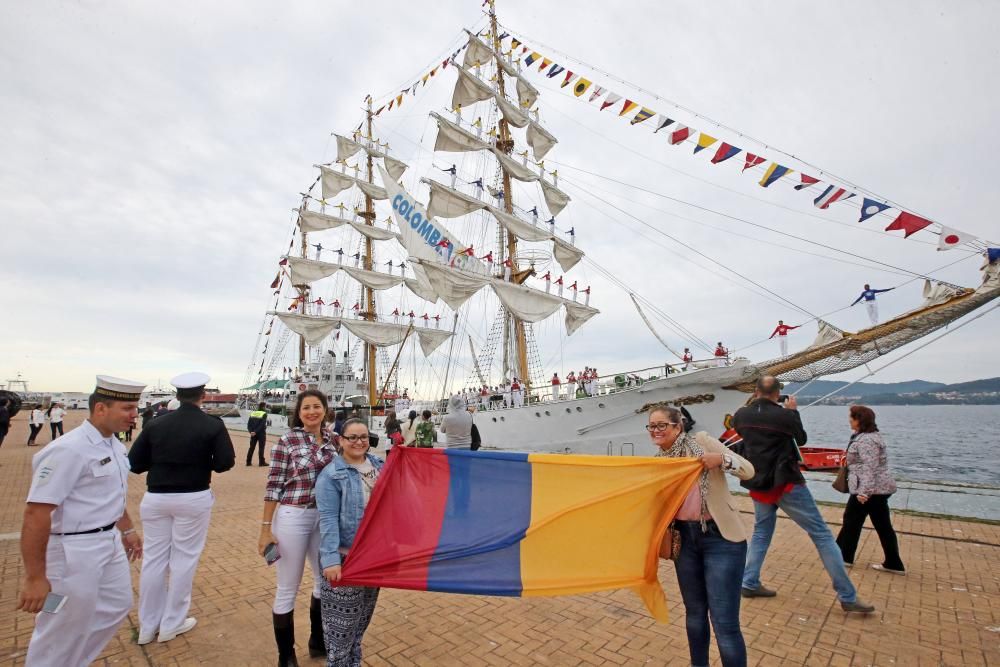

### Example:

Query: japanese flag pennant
xmin=937 ymin=225 xmax=974 ymax=251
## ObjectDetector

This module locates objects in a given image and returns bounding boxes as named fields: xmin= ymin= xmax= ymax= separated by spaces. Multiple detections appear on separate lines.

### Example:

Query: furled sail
xmin=527 ymin=121 xmax=558 ymax=161
xmin=487 ymin=206 xmax=551 ymax=242
xmin=334 ymin=134 xmax=364 ymax=162
xmin=424 ymin=178 xmax=487 ymax=219
xmin=298 ymin=209 xmax=352 ymax=233
xmin=275 ymin=313 xmax=341 ymax=347
xmin=540 ymin=178 xmax=571 ymax=216
xmin=432 ymin=112 xmax=489 ymax=153
xmin=516 ymin=75 xmax=539 ymax=109
xmin=348 ymin=221 xmax=399 ymax=242
xmin=495 ymin=94 xmax=529 ymax=128
xmin=492 ymin=147 xmax=538 ymax=182
xmin=552 ymin=237 xmax=584 ymax=272
xmin=339 ymin=319 xmax=452 ymax=356
xmin=452 ymin=65 xmax=495 ymax=109
xmin=320 ymin=166 xmax=356 ymax=199
xmin=564 ymin=301 xmax=600 ymax=336
xmin=342 ymin=266 xmax=403 ymax=291
xmin=415 ymin=260 xmax=489 ymax=311
xmin=490 ymin=280 xmax=564 ymax=323
xmin=404 ymin=274 xmax=440 ymax=303
xmin=383 ymin=155 xmax=408 ymax=181
xmin=462 ymin=31 xmax=493 ymax=69
xmin=356 ymin=179 xmax=388 ymax=201
xmin=808 ymin=320 xmax=844 ymax=349
xmin=415 ymin=328 xmax=453 ymax=356
xmin=286 ymin=256 xmax=342 ymax=284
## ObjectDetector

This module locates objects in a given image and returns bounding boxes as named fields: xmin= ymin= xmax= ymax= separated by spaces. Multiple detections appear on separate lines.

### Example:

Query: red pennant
xmin=270 ymin=273 xmax=280 ymax=289
xmin=278 ymin=257 xmax=288 ymax=266
xmin=743 ymin=154 xmax=765 ymax=172
xmin=885 ymin=211 xmax=933 ymax=238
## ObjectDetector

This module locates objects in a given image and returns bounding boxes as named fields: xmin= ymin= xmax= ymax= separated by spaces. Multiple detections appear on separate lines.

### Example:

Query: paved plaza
xmin=1 ymin=412 xmax=998 ymax=666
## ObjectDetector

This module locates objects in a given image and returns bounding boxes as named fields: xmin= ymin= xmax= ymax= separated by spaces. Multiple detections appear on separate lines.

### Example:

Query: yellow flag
xmin=573 ymin=77 xmax=592 ymax=97
xmin=619 ymin=99 xmax=638 ymax=116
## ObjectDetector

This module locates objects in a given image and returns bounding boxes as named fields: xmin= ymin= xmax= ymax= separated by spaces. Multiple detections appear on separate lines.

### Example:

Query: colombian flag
xmin=338 ymin=447 xmax=701 ymax=621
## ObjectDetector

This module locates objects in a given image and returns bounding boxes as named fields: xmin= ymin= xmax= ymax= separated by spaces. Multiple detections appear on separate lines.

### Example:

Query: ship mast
xmin=298 ymin=222 xmax=308 ymax=365
xmin=487 ymin=0 xmax=531 ymax=387
xmin=362 ymin=97 xmax=379 ymax=409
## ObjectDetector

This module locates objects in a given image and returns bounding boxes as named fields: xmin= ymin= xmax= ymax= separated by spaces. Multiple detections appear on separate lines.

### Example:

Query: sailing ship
xmin=239 ymin=1 xmax=1000 ymax=452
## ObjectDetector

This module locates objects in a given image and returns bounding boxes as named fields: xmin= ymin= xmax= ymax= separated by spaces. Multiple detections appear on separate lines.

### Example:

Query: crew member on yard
xmin=769 ymin=320 xmax=800 ymax=357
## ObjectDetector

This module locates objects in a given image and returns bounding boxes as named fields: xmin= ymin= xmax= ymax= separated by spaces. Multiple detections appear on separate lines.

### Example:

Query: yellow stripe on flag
xmin=695 ymin=133 xmax=717 ymax=152
xmin=520 ymin=453 xmax=701 ymax=622
xmin=630 ymin=107 xmax=655 ymax=125
xmin=619 ymin=99 xmax=638 ymax=116
xmin=573 ymin=77 xmax=592 ymax=97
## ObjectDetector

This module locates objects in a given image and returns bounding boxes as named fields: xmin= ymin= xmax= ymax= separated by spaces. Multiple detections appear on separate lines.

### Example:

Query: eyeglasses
xmin=646 ymin=422 xmax=679 ymax=432
xmin=341 ymin=434 xmax=369 ymax=443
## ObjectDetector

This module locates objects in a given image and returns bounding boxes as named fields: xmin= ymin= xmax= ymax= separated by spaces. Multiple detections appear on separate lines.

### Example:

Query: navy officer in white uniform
xmin=128 ymin=371 xmax=235 ymax=644
xmin=17 ymin=375 xmax=146 ymax=666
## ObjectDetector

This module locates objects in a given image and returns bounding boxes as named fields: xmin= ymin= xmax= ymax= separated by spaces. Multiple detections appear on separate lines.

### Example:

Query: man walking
xmin=851 ymin=284 xmax=894 ymax=326
xmin=734 ymin=376 xmax=875 ymax=613
xmin=246 ymin=401 xmax=269 ymax=466
xmin=0 ymin=398 xmax=10 ymax=448
xmin=128 ymin=372 xmax=236 ymax=644
xmin=18 ymin=375 xmax=146 ymax=666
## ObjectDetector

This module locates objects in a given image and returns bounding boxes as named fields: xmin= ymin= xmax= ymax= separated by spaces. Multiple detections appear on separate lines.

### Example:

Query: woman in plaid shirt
xmin=257 ymin=389 xmax=338 ymax=666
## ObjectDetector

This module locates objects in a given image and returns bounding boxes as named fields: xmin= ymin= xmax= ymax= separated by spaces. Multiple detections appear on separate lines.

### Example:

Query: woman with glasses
xmin=316 ymin=418 xmax=384 ymax=666
xmin=258 ymin=389 xmax=339 ymax=666
xmin=648 ymin=405 xmax=755 ymax=667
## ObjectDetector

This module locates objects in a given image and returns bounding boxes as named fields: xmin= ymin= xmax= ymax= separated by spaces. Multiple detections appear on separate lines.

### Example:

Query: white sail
xmin=487 ymin=205 xmax=551 ymax=242
xmin=920 ymin=280 xmax=965 ymax=309
xmin=492 ymin=147 xmax=538 ymax=182
xmin=275 ymin=313 xmax=341 ymax=346
xmin=298 ymin=210 xmax=352 ymax=233
xmin=564 ymin=301 xmax=600 ymax=336
xmin=516 ymin=75 xmax=539 ymax=109
xmin=286 ymin=256 xmax=342 ymax=284
xmin=495 ymin=93 xmax=530 ymax=128
xmin=527 ymin=120 xmax=558 ymax=161
xmin=404 ymin=272 xmax=440 ymax=303
xmin=490 ymin=280 xmax=564 ymax=322
xmin=356 ymin=179 xmax=388 ymax=201
xmin=540 ymin=178 xmax=571 ymax=216
xmin=341 ymin=319 xmax=409 ymax=347
xmin=349 ymin=221 xmax=399 ymax=242
xmin=320 ymin=166 xmax=356 ymax=199
xmin=452 ymin=65 xmax=495 ymax=109
xmin=416 ymin=328 xmax=453 ymax=356
xmin=383 ymin=155 xmax=408 ymax=181
xmin=808 ymin=320 xmax=845 ymax=349
xmin=424 ymin=178 xmax=487 ymax=219
xmin=432 ymin=112 xmax=488 ymax=153
xmin=342 ymin=266 xmax=403 ymax=291
xmin=462 ymin=31 xmax=494 ymax=69
xmin=552 ymin=237 xmax=584 ymax=272
xmin=334 ymin=134 xmax=364 ymax=162
xmin=415 ymin=259 xmax=489 ymax=311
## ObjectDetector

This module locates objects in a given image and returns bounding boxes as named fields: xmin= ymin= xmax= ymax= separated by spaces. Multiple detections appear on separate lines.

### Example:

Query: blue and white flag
xmin=858 ymin=197 xmax=892 ymax=222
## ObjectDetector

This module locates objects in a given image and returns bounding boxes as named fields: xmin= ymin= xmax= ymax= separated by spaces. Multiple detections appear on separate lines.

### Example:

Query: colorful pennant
xmin=937 ymin=226 xmax=973 ymax=251
xmin=794 ymin=174 xmax=819 ymax=191
xmin=600 ymin=92 xmax=622 ymax=111
xmin=668 ymin=125 xmax=691 ymax=145
xmin=711 ymin=142 xmax=740 ymax=164
xmin=885 ymin=211 xmax=933 ymax=238
xmin=619 ymin=99 xmax=638 ymax=116
xmin=814 ymin=185 xmax=854 ymax=209
xmin=630 ymin=107 xmax=655 ymax=125
xmin=759 ymin=163 xmax=792 ymax=188
xmin=573 ymin=78 xmax=592 ymax=97
xmin=653 ymin=115 xmax=674 ymax=133
xmin=693 ymin=133 xmax=717 ymax=154
xmin=743 ymin=154 xmax=765 ymax=171
xmin=858 ymin=197 xmax=891 ymax=222
xmin=588 ymin=85 xmax=605 ymax=102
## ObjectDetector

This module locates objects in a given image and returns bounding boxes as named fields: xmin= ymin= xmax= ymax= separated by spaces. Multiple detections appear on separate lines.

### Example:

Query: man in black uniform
xmin=246 ymin=401 xmax=269 ymax=466
xmin=734 ymin=376 xmax=874 ymax=613
xmin=128 ymin=372 xmax=236 ymax=644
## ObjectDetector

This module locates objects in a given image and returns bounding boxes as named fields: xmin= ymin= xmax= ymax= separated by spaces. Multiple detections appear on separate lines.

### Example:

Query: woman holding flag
xmin=649 ymin=405 xmax=755 ymax=667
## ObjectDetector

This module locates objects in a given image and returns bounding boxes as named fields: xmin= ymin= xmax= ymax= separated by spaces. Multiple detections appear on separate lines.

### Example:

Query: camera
xmin=778 ymin=394 xmax=789 ymax=403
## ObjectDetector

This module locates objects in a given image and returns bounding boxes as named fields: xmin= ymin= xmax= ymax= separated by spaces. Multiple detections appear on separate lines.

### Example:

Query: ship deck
xmin=1 ymin=412 xmax=998 ymax=665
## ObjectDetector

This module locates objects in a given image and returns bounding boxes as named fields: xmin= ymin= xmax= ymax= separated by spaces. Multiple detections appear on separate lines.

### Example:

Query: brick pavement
xmin=1 ymin=411 xmax=998 ymax=666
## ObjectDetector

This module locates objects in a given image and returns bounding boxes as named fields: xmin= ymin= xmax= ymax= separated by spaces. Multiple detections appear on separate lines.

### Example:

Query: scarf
xmin=657 ymin=432 xmax=710 ymax=532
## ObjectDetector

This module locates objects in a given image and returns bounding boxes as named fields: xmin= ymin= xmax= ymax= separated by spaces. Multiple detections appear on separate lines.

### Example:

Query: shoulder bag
xmin=831 ymin=436 xmax=854 ymax=493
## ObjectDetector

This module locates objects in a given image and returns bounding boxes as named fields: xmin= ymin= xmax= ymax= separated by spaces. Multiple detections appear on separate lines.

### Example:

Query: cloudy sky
xmin=2 ymin=0 xmax=998 ymax=394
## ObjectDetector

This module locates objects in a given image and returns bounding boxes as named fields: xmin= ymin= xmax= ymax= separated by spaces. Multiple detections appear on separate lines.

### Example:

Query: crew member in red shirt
xmin=769 ymin=320 xmax=799 ymax=357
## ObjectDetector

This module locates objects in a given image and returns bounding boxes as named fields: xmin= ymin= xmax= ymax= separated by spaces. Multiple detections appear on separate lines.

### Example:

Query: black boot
xmin=308 ymin=596 xmax=326 ymax=658
xmin=272 ymin=611 xmax=299 ymax=667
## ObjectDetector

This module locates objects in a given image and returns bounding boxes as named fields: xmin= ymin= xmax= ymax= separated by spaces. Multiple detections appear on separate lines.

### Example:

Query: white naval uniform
xmin=25 ymin=420 xmax=133 ymax=667
xmin=865 ymin=300 xmax=879 ymax=325
xmin=778 ymin=335 xmax=789 ymax=357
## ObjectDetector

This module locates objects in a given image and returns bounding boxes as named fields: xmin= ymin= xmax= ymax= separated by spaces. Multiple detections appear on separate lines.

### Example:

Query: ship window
xmin=598 ymin=403 xmax=605 ymax=408
xmin=576 ymin=406 xmax=583 ymax=412
xmin=492 ymin=417 xmax=497 ymax=423
xmin=566 ymin=408 xmax=571 ymax=413
xmin=500 ymin=416 xmax=505 ymax=422
xmin=544 ymin=410 xmax=550 ymax=416
xmin=535 ymin=412 xmax=541 ymax=417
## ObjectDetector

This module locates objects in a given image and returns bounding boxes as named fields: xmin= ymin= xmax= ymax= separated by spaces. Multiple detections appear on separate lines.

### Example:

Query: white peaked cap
xmin=94 ymin=375 xmax=146 ymax=401
xmin=170 ymin=372 xmax=211 ymax=389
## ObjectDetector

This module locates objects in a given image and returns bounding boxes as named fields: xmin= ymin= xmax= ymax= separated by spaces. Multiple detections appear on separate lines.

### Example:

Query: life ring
xmin=298 ymin=383 xmax=307 ymax=391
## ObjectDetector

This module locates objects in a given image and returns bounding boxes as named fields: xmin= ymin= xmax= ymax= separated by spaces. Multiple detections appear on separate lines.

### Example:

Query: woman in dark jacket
xmin=835 ymin=405 xmax=905 ymax=574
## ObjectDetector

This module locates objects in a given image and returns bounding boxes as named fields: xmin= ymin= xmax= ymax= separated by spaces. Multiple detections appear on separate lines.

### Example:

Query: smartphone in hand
xmin=42 ymin=593 xmax=67 ymax=614
xmin=263 ymin=542 xmax=280 ymax=565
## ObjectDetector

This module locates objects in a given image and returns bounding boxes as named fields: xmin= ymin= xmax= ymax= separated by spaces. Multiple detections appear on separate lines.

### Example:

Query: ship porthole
xmin=576 ymin=406 xmax=583 ymax=412
xmin=492 ymin=417 xmax=497 ymax=423
xmin=535 ymin=412 xmax=541 ymax=417
xmin=598 ymin=403 xmax=605 ymax=408
xmin=500 ymin=416 xmax=505 ymax=422
xmin=565 ymin=408 xmax=571 ymax=413
xmin=544 ymin=410 xmax=550 ymax=416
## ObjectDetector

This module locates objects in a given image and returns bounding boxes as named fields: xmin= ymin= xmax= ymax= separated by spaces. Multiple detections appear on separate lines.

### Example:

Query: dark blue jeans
xmin=674 ymin=520 xmax=748 ymax=667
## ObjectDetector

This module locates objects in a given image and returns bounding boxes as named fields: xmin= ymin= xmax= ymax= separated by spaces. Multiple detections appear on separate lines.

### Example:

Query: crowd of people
xmin=14 ymin=367 xmax=905 ymax=667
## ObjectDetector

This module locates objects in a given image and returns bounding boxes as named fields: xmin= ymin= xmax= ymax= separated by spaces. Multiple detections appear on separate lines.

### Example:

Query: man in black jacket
xmin=246 ymin=402 xmax=269 ymax=466
xmin=128 ymin=372 xmax=236 ymax=644
xmin=734 ymin=376 xmax=874 ymax=613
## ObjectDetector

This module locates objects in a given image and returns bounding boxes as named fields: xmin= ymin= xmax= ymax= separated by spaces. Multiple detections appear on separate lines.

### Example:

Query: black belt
xmin=52 ymin=522 xmax=116 ymax=536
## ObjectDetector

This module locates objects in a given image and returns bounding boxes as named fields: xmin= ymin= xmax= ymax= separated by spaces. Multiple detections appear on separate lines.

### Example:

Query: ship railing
xmin=606 ymin=441 xmax=635 ymax=456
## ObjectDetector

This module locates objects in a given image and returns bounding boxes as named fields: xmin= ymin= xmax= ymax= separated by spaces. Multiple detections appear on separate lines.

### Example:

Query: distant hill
xmin=786 ymin=378 xmax=1000 ymax=405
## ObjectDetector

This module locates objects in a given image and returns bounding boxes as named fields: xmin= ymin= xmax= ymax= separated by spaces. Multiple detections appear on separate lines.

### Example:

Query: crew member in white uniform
xmin=129 ymin=372 xmax=235 ymax=645
xmin=18 ymin=375 xmax=146 ymax=667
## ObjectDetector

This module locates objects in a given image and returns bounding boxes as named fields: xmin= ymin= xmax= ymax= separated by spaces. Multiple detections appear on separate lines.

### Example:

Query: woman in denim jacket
xmin=835 ymin=405 xmax=905 ymax=574
xmin=316 ymin=418 xmax=384 ymax=666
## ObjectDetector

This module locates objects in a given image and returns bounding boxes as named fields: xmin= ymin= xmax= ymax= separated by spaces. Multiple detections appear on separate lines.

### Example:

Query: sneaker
xmin=870 ymin=564 xmax=905 ymax=575
xmin=844 ymin=561 xmax=853 ymax=568
xmin=137 ymin=630 xmax=157 ymax=645
xmin=158 ymin=617 xmax=197 ymax=643
xmin=741 ymin=585 xmax=777 ymax=598
xmin=840 ymin=599 xmax=876 ymax=614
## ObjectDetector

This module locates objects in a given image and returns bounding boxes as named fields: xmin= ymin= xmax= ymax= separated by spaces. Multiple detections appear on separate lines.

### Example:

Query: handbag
xmin=658 ymin=523 xmax=682 ymax=561
xmin=470 ymin=423 xmax=481 ymax=451
xmin=831 ymin=436 xmax=854 ymax=493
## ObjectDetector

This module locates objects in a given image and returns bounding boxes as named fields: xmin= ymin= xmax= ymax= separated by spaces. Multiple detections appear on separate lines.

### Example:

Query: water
xmin=797 ymin=405 xmax=1000 ymax=488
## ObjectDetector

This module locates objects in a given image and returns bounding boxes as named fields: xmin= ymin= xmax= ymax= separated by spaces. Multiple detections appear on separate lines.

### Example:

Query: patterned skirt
xmin=320 ymin=580 xmax=380 ymax=667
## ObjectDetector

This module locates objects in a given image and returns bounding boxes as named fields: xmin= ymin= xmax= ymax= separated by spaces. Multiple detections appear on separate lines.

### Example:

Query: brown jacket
xmin=694 ymin=431 xmax=755 ymax=542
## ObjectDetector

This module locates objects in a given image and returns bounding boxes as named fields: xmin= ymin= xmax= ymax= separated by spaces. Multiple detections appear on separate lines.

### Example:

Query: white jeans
xmin=865 ymin=300 xmax=879 ymax=325
xmin=27 ymin=531 xmax=132 ymax=666
xmin=779 ymin=336 xmax=789 ymax=357
xmin=138 ymin=490 xmax=214 ymax=635
xmin=272 ymin=504 xmax=322 ymax=614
